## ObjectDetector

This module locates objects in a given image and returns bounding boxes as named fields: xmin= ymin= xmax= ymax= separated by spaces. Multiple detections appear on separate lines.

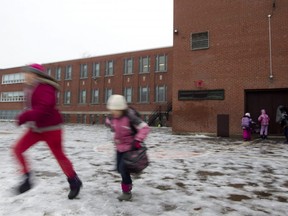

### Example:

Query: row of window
xmin=2 ymin=73 xmax=25 ymax=84
xmin=48 ymin=54 xmax=168 ymax=81
xmin=64 ymin=86 xmax=167 ymax=105
xmin=0 ymin=86 xmax=167 ymax=104
xmin=0 ymin=110 xmax=20 ymax=119
xmin=70 ymin=113 xmax=150 ymax=124
xmin=0 ymin=91 xmax=24 ymax=102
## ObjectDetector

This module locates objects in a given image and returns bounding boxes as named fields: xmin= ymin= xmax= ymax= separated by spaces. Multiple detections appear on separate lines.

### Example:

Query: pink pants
xmin=243 ymin=128 xmax=251 ymax=141
xmin=13 ymin=129 xmax=75 ymax=178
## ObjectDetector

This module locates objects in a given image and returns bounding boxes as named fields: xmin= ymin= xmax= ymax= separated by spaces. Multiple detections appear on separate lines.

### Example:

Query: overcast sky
xmin=0 ymin=0 xmax=173 ymax=69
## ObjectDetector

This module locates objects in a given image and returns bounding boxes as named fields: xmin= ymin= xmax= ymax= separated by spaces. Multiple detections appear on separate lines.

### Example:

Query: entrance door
xmin=245 ymin=89 xmax=288 ymax=135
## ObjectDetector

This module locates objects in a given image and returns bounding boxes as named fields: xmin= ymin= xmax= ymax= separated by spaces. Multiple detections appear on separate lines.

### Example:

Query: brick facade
xmin=173 ymin=0 xmax=288 ymax=135
xmin=0 ymin=47 xmax=173 ymax=125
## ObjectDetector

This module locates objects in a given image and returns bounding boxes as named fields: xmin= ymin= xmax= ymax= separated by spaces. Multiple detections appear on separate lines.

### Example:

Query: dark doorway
xmin=245 ymin=89 xmax=288 ymax=135
xmin=217 ymin=114 xmax=229 ymax=137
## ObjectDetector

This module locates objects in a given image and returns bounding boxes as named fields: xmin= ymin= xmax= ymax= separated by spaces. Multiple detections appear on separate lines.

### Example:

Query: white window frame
xmin=124 ymin=87 xmax=133 ymax=103
xmin=139 ymin=56 xmax=150 ymax=73
xmin=155 ymin=55 xmax=168 ymax=72
xmin=139 ymin=86 xmax=149 ymax=103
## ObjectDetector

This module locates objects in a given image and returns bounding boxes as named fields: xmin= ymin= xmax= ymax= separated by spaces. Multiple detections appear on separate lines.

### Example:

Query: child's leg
xmin=247 ymin=129 xmax=251 ymax=140
xmin=116 ymin=152 xmax=132 ymax=201
xmin=117 ymin=152 xmax=132 ymax=185
xmin=43 ymin=130 xmax=75 ymax=178
xmin=260 ymin=125 xmax=265 ymax=136
xmin=264 ymin=125 xmax=268 ymax=136
xmin=243 ymin=129 xmax=250 ymax=141
xmin=12 ymin=129 xmax=41 ymax=174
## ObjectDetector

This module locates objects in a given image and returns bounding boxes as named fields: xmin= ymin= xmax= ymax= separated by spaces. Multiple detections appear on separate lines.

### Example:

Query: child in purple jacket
xmin=106 ymin=94 xmax=150 ymax=201
xmin=241 ymin=113 xmax=252 ymax=141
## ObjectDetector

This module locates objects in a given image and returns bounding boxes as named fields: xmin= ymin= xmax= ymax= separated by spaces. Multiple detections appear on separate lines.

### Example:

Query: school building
xmin=0 ymin=0 xmax=287 ymax=136
xmin=0 ymin=47 xmax=173 ymax=127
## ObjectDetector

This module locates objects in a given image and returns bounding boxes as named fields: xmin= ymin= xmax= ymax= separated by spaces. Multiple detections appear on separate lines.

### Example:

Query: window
xmin=178 ymin=89 xmax=224 ymax=100
xmin=92 ymin=63 xmax=100 ymax=77
xmin=105 ymin=88 xmax=112 ymax=103
xmin=63 ymin=114 xmax=71 ymax=123
xmin=64 ymin=91 xmax=71 ymax=104
xmin=155 ymin=55 xmax=167 ymax=72
xmin=90 ymin=114 xmax=96 ymax=124
xmin=79 ymin=90 xmax=87 ymax=104
xmin=47 ymin=68 xmax=51 ymax=76
xmin=105 ymin=60 xmax=114 ymax=76
xmin=139 ymin=56 xmax=150 ymax=73
xmin=124 ymin=58 xmax=133 ymax=74
xmin=139 ymin=86 xmax=149 ymax=103
xmin=191 ymin=31 xmax=209 ymax=50
xmin=0 ymin=91 xmax=24 ymax=102
xmin=155 ymin=85 xmax=167 ymax=102
xmin=124 ymin=87 xmax=132 ymax=103
xmin=2 ymin=73 xmax=25 ymax=84
xmin=65 ymin=65 xmax=72 ymax=80
xmin=91 ymin=89 xmax=99 ymax=104
xmin=77 ymin=114 xmax=81 ymax=123
xmin=82 ymin=114 xmax=87 ymax=124
xmin=56 ymin=92 xmax=60 ymax=104
xmin=0 ymin=110 xmax=20 ymax=120
xmin=80 ymin=64 xmax=88 ymax=78
xmin=56 ymin=67 xmax=61 ymax=80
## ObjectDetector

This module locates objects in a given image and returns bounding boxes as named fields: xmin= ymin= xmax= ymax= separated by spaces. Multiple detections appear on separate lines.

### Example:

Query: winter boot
xmin=117 ymin=183 xmax=132 ymax=201
xmin=67 ymin=174 xmax=82 ymax=199
xmin=18 ymin=172 xmax=32 ymax=194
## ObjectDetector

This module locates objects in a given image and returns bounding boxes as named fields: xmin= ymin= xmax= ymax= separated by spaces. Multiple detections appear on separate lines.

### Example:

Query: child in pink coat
xmin=258 ymin=109 xmax=270 ymax=139
xmin=12 ymin=63 xmax=82 ymax=199
xmin=106 ymin=94 xmax=150 ymax=201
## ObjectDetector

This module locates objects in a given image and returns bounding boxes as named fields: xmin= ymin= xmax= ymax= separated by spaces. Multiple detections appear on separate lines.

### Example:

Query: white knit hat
xmin=245 ymin=113 xmax=250 ymax=117
xmin=107 ymin=94 xmax=128 ymax=110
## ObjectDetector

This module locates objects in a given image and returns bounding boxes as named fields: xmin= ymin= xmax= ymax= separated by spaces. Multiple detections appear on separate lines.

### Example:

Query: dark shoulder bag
xmin=123 ymin=142 xmax=149 ymax=173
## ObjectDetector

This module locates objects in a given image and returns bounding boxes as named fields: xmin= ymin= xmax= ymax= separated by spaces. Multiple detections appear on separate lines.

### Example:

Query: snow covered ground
xmin=1 ymin=122 xmax=288 ymax=216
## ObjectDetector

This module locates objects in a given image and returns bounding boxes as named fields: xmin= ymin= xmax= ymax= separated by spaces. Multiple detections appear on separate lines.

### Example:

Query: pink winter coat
xmin=17 ymin=78 xmax=63 ymax=131
xmin=108 ymin=110 xmax=150 ymax=152
xmin=258 ymin=110 xmax=270 ymax=126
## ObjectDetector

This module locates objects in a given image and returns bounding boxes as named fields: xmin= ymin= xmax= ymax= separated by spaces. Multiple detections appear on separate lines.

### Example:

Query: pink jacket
xmin=17 ymin=78 xmax=63 ymax=131
xmin=258 ymin=110 xmax=270 ymax=126
xmin=108 ymin=111 xmax=150 ymax=152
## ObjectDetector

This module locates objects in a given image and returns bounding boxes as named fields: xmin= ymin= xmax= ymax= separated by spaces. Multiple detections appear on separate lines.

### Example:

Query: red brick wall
xmin=173 ymin=0 xmax=288 ymax=134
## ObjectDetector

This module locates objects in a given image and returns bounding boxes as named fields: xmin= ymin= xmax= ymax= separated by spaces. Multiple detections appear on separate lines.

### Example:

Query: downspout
xmin=268 ymin=14 xmax=273 ymax=80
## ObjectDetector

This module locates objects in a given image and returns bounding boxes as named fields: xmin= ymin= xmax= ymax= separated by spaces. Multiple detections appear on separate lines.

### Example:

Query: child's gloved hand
xmin=134 ymin=140 xmax=142 ymax=149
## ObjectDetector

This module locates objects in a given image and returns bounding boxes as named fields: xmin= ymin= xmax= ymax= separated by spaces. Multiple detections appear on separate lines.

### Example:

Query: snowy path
xmin=1 ymin=122 xmax=288 ymax=216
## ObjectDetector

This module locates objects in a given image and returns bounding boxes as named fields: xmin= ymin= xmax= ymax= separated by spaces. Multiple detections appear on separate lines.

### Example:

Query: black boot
xmin=18 ymin=172 xmax=32 ymax=194
xmin=67 ymin=174 xmax=82 ymax=199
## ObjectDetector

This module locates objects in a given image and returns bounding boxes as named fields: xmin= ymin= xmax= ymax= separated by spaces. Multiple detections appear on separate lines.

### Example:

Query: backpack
xmin=127 ymin=107 xmax=142 ymax=135
xmin=241 ymin=117 xmax=250 ymax=128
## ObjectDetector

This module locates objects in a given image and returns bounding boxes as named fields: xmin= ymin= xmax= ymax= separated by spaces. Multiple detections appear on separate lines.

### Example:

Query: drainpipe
xmin=268 ymin=14 xmax=273 ymax=80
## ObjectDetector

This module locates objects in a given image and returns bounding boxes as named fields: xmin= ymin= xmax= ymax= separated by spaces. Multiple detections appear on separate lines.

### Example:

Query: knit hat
xmin=23 ymin=63 xmax=51 ymax=80
xmin=245 ymin=113 xmax=251 ymax=117
xmin=107 ymin=94 xmax=128 ymax=110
